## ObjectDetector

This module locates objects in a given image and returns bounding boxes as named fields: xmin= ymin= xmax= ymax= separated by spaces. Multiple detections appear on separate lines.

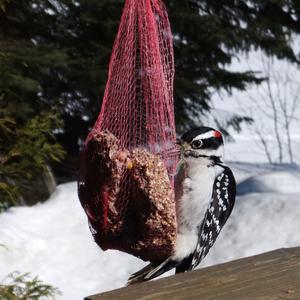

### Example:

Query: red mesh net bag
xmin=78 ymin=0 xmax=178 ymax=262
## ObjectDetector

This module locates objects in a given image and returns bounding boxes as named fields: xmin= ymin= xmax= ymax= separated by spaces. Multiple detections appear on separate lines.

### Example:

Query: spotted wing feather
xmin=189 ymin=165 xmax=236 ymax=270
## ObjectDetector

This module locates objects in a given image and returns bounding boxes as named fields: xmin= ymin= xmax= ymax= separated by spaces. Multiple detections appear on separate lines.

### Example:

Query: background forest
xmin=1 ymin=0 xmax=300 ymax=299
xmin=1 ymin=0 xmax=300 ymax=206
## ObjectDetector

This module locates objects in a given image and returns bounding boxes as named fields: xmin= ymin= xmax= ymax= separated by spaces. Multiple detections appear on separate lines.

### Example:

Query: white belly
xmin=173 ymin=159 xmax=217 ymax=260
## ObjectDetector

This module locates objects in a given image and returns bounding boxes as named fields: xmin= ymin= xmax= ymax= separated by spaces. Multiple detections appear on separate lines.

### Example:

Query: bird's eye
xmin=191 ymin=140 xmax=203 ymax=149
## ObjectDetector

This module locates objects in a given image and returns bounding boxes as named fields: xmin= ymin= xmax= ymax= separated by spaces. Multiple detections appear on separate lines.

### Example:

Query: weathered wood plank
xmin=86 ymin=247 xmax=300 ymax=300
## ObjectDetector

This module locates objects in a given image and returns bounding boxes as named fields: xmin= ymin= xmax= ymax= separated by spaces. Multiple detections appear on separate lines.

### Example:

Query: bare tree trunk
xmin=257 ymin=131 xmax=273 ymax=164
xmin=286 ymin=123 xmax=293 ymax=164
xmin=276 ymin=70 xmax=300 ymax=165
xmin=266 ymin=78 xmax=283 ymax=163
xmin=246 ymin=55 xmax=300 ymax=165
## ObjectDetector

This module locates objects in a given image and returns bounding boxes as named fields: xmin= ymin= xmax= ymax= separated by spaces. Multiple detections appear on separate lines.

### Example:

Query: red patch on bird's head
xmin=214 ymin=131 xmax=222 ymax=138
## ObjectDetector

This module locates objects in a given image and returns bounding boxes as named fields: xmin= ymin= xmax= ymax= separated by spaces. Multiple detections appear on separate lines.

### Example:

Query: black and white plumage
xmin=127 ymin=126 xmax=236 ymax=284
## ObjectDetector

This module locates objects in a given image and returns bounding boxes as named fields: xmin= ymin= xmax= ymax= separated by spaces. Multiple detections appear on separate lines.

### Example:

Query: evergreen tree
xmin=1 ymin=0 xmax=300 ymax=182
xmin=0 ymin=108 xmax=65 ymax=209
xmin=0 ymin=0 xmax=10 ymax=11
xmin=0 ymin=1 xmax=65 ymax=208
xmin=0 ymin=272 xmax=60 ymax=299
xmin=168 ymin=0 xmax=300 ymax=129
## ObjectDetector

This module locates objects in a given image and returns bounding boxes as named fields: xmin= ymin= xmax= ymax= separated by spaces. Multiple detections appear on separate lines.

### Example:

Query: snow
xmin=0 ymin=183 xmax=145 ymax=299
xmin=237 ymin=169 xmax=300 ymax=195
xmin=1 ymin=163 xmax=300 ymax=299
xmin=2 ymin=47 xmax=300 ymax=299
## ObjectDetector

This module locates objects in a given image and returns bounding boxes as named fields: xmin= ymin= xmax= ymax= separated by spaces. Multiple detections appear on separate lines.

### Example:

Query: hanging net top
xmin=95 ymin=0 xmax=176 ymax=163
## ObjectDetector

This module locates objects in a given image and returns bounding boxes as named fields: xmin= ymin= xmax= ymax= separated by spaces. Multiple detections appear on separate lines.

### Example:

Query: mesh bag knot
xmin=78 ymin=0 xmax=178 ymax=262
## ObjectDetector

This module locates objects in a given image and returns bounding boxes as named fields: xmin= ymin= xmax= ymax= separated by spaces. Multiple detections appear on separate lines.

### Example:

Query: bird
xmin=127 ymin=126 xmax=236 ymax=285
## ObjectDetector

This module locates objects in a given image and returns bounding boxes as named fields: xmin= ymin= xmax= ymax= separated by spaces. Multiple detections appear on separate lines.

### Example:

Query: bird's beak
xmin=176 ymin=138 xmax=182 ymax=146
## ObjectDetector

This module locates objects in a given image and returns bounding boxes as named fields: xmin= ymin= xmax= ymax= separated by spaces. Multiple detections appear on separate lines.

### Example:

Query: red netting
xmin=78 ymin=0 xmax=178 ymax=262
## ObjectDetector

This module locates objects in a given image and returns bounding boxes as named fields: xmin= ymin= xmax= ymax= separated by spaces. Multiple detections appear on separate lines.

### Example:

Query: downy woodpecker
xmin=127 ymin=126 xmax=236 ymax=284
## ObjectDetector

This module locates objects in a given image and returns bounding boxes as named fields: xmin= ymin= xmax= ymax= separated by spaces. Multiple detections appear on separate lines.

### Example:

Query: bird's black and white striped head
xmin=178 ymin=127 xmax=224 ymax=161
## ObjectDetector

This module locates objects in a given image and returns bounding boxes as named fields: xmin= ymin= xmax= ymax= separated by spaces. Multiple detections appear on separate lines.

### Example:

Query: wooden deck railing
xmin=86 ymin=247 xmax=300 ymax=299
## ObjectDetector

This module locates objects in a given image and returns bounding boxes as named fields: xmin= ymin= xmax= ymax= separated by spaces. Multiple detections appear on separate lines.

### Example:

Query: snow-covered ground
xmin=1 ymin=162 xmax=300 ymax=299
xmin=0 ymin=182 xmax=145 ymax=299
xmin=2 ymin=49 xmax=300 ymax=299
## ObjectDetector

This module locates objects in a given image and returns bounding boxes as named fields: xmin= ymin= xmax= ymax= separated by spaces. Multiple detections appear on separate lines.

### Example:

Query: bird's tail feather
xmin=127 ymin=258 xmax=176 ymax=285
